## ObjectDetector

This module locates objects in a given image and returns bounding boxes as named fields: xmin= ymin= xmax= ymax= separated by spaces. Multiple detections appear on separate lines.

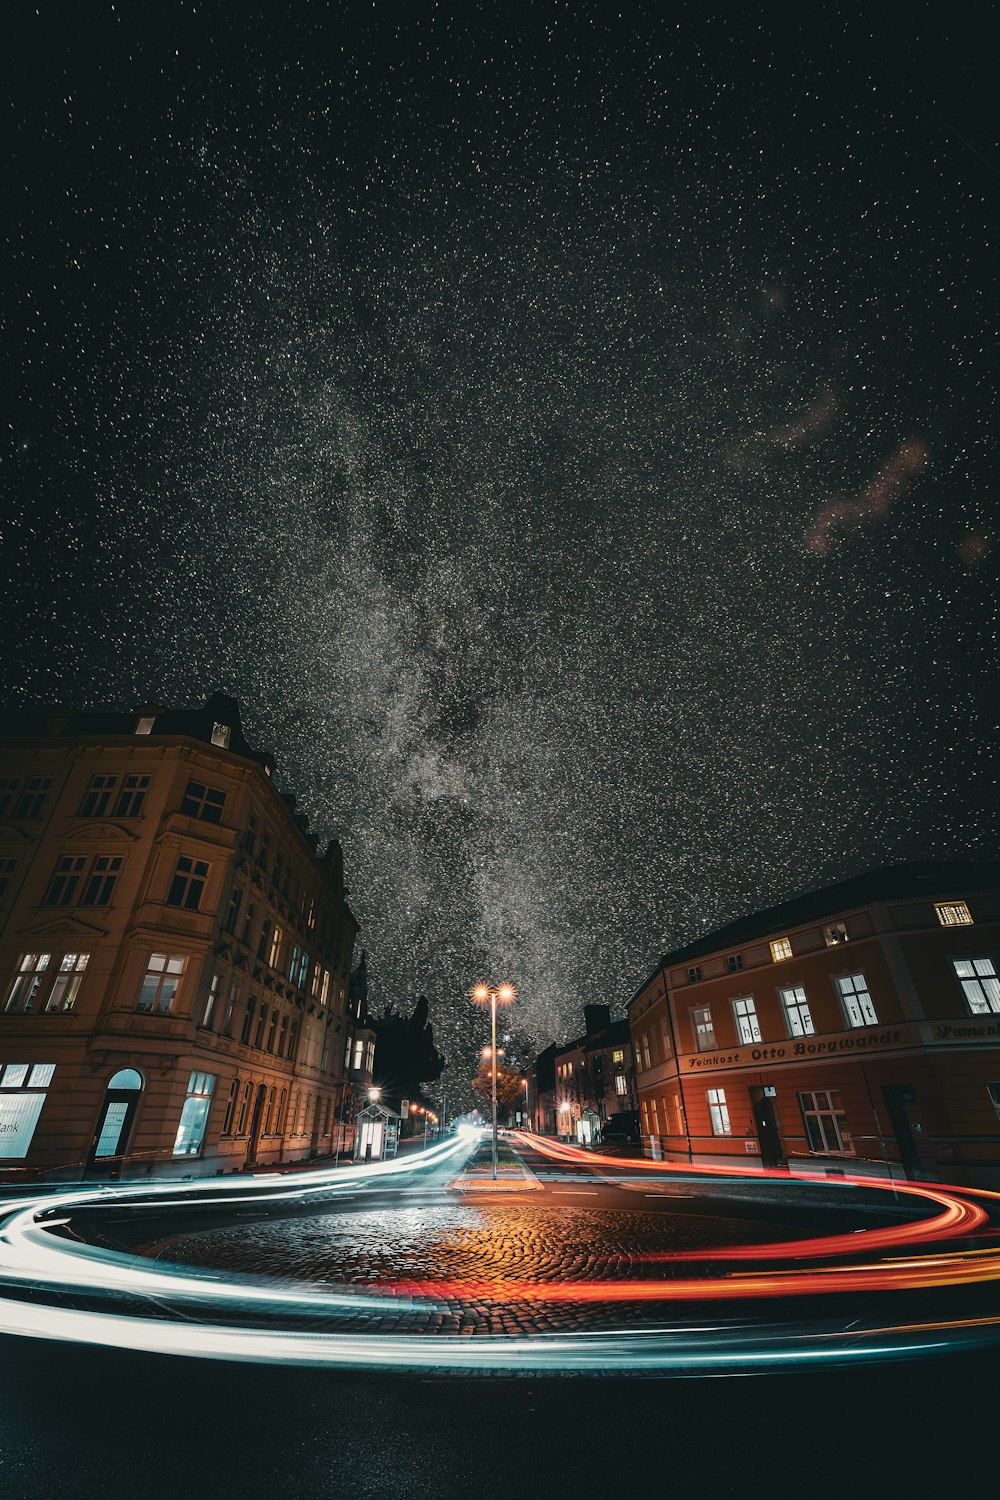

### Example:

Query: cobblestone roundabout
xmin=153 ymin=1202 xmax=795 ymax=1335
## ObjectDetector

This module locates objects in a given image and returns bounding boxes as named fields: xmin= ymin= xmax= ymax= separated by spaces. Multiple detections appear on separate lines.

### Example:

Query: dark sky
xmin=2 ymin=1 xmax=997 ymax=1081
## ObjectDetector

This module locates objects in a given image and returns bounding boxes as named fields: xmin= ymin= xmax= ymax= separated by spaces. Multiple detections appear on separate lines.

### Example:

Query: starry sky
xmin=2 ymin=1 xmax=997 ymax=1085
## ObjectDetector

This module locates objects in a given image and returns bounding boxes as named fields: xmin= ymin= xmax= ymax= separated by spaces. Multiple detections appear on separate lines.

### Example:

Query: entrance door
xmin=882 ymin=1084 xmax=923 ymax=1179
xmin=749 ymin=1087 xmax=785 ymax=1168
xmin=88 ymin=1068 xmax=143 ymax=1177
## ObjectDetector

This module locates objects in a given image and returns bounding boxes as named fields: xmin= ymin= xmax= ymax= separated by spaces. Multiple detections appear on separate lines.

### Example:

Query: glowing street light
xmin=470 ymin=982 xmax=516 ymax=1180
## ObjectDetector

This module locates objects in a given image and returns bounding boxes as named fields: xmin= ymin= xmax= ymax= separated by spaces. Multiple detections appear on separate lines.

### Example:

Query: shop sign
xmin=684 ymin=1027 xmax=911 ymax=1072
xmin=0 ymin=1092 xmax=46 ymax=1159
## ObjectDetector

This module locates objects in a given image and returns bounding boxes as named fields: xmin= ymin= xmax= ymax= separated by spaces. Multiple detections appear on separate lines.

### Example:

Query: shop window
xmin=172 ymin=1072 xmax=216 ymax=1156
xmin=0 ymin=1061 xmax=56 ymax=1160
xmin=953 ymin=958 xmax=1000 ymax=1016
xmin=707 ymin=1088 xmax=731 ymax=1136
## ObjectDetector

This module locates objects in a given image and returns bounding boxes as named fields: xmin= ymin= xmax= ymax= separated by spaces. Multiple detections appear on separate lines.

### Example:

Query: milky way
xmin=2 ymin=3 xmax=996 ymax=1086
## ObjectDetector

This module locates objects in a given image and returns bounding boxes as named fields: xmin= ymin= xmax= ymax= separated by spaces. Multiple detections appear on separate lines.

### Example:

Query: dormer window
xmin=135 ymin=716 xmax=156 ymax=735
xmin=211 ymin=721 xmax=232 ymax=749
xmin=935 ymin=901 xmax=973 ymax=928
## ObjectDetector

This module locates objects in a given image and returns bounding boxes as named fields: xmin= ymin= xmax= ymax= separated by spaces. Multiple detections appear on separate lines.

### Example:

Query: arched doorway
xmin=87 ymin=1068 xmax=143 ymax=1177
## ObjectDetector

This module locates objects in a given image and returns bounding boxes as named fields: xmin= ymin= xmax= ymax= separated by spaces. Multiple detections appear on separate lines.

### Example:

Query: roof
xmin=639 ymin=859 xmax=1000 ymax=982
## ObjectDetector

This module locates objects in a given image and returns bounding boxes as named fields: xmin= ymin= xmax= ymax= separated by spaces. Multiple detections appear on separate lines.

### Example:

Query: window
xmin=707 ymin=1087 xmax=731 ymax=1136
xmin=167 ymin=854 xmax=209 ymax=910
xmin=44 ymin=855 xmax=86 ymax=906
xmin=13 ymin=776 xmax=52 ymax=820
xmin=211 ymin=721 xmax=232 ymax=749
xmin=240 ymin=901 xmax=256 ymax=948
xmin=0 ymin=857 xmax=17 ymax=902
xmin=224 ymin=884 xmax=243 ymax=934
xmin=278 ymin=1013 xmax=289 ymax=1057
xmin=220 ymin=981 xmax=237 ymax=1036
xmin=263 ymin=1087 xmax=275 ymax=1135
xmin=936 ymin=901 xmax=973 ymax=928
xmin=615 ymin=1073 xmax=628 ymax=1096
xmin=0 ymin=1061 xmax=56 ymax=1160
xmin=5 ymin=954 xmax=52 ymax=1013
xmin=136 ymin=953 xmax=186 ymax=1014
xmin=0 ymin=776 xmax=19 ymax=818
xmin=135 ymin=715 xmax=157 ymax=734
xmin=244 ymin=815 xmax=258 ymax=857
xmin=824 ymin=922 xmax=849 ymax=946
xmin=79 ymin=774 xmax=118 ymax=817
xmin=732 ymin=996 xmax=762 ymax=1045
xmin=44 ymin=953 xmax=89 ymax=1012
xmin=953 ymin=958 xmax=1000 ymax=1016
xmin=836 ymin=973 xmax=878 ymax=1028
xmin=79 ymin=854 xmax=123 ymax=907
xmin=780 ymin=985 xmax=815 ymax=1037
xmin=222 ymin=1078 xmax=239 ymax=1135
xmin=692 ymin=1006 xmax=716 ymax=1052
xmin=253 ymin=1001 xmax=268 ymax=1049
xmin=799 ymin=1089 xmax=849 ymax=1155
xmin=236 ymin=1081 xmax=253 ymax=1134
xmin=266 ymin=1009 xmax=278 ymax=1053
xmin=200 ymin=974 xmax=220 ymax=1029
xmin=180 ymin=779 xmax=226 ymax=824
xmin=290 ymin=946 xmax=309 ymax=989
xmin=612 ymin=1048 xmax=624 ymax=1065
xmin=172 ymin=1071 xmax=215 ymax=1156
xmin=268 ymin=925 xmax=283 ymax=969
xmin=687 ymin=965 xmax=702 ymax=984
xmin=727 ymin=954 xmax=744 ymax=973
xmin=114 ymin=774 xmax=149 ymax=818
xmin=770 ymin=938 xmax=793 ymax=962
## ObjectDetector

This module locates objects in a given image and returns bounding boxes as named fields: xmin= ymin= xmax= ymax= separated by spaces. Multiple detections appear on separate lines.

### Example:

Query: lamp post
xmin=471 ymin=983 xmax=516 ymax=1180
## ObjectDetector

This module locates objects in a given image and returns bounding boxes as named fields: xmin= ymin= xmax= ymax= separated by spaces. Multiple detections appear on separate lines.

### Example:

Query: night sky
xmin=2 ymin=2 xmax=997 ymax=1083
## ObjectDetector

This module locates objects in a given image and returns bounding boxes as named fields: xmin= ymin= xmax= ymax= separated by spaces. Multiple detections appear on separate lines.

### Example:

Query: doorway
xmin=88 ymin=1068 xmax=143 ymax=1177
xmin=749 ymin=1086 xmax=785 ymax=1168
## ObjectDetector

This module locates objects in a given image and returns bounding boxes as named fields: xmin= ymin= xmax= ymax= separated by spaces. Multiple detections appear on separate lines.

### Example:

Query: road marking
xmin=645 ymin=1193 xmax=695 ymax=1198
xmin=553 ymin=1189 xmax=599 ymax=1195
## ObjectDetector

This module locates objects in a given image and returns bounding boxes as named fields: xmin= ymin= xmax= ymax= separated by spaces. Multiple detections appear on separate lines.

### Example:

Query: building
xmin=0 ymin=693 xmax=359 ymax=1180
xmin=524 ymin=1042 xmax=558 ymax=1136
xmin=627 ymin=861 xmax=1000 ymax=1184
xmin=542 ymin=1005 xmax=637 ymax=1144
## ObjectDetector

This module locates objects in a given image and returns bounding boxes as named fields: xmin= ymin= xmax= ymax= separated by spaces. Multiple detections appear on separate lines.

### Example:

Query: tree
xmin=471 ymin=1061 xmax=523 ymax=1122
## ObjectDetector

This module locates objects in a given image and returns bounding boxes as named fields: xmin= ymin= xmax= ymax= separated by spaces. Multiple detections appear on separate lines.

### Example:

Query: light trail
xmin=0 ymin=1128 xmax=998 ymax=1375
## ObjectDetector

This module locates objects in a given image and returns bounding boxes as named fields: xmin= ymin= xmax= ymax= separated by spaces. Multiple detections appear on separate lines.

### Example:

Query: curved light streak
xmin=0 ymin=1127 xmax=997 ymax=1374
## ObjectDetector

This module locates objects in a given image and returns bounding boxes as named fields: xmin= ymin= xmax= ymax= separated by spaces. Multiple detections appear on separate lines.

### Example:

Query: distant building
xmin=0 ymin=694 xmax=359 ymax=1179
xmin=627 ymin=862 xmax=1000 ymax=1184
xmin=524 ymin=1005 xmax=636 ymax=1144
xmin=525 ymin=1043 xmax=558 ymax=1136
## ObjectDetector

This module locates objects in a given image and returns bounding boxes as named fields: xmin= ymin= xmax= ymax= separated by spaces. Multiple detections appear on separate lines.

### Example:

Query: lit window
xmin=732 ymin=996 xmax=761 ymax=1044
xmin=0 ymin=1062 xmax=56 ymax=1160
xmin=770 ymin=938 xmax=793 ymax=962
xmin=136 ymin=953 xmax=186 ymax=1014
xmin=4 ymin=954 xmax=52 ymax=1013
xmin=615 ymin=1073 xmax=628 ymax=1096
xmin=268 ymin=925 xmax=283 ymax=969
xmin=114 ymin=774 xmax=149 ymax=817
xmin=936 ymin=901 xmax=973 ymax=927
xmin=211 ymin=721 xmax=232 ymax=749
xmin=13 ymin=776 xmax=52 ymax=820
xmin=200 ymin=974 xmax=221 ymax=1029
xmin=707 ymin=1087 xmax=731 ymax=1136
xmin=953 ymin=958 xmax=1000 ymax=1016
xmin=0 ymin=857 xmax=18 ymax=902
xmin=727 ymin=954 xmax=744 ymax=973
xmin=79 ymin=774 xmax=118 ymax=818
xmin=167 ymin=854 xmax=209 ymax=910
xmin=692 ymin=1006 xmax=716 ymax=1052
xmin=824 ymin=923 xmax=849 ymax=946
xmin=43 ymin=855 xmax=86 ymax=906
xmin=180 ymin=779 xmax=226 ymax=824
xmin=799 ymin=1089 xmax=850 ymax=1155
xmin=173 ymin=1071 xmax=216 ymax=1156
xmin=780 ymin=985 xmax=815 ymax=1037
xmin=687 ymin=965 xmax=701 ymax=984
xmin=612 ymin=1048 xmax=624 ymax=1065
xmin=134 ymin=716 xmax=157 ymax=734
xmin=44 ymin=953 xmax=89 ymax=1012
xmin=837 ymin=973 xmax=878 ymax=1028
xmin=79 ymin=854 xmax=123 ymax=907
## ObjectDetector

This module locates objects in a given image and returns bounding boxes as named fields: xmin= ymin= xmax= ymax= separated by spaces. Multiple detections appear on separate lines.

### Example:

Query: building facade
xmin=534 ymin=1005 xmax=637 ymax=1144
xmin=627 ymin=862 xmax=1000 ymax=1185
xmin=0 ymin=694 xmax=359 ymax=1180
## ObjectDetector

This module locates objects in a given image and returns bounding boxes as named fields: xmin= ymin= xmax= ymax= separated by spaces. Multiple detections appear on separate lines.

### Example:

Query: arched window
xmin=237 ymin=1080 xmax=252 ymax=1134
xmin=253 ymin=1001 xmax=267 ymax=1049
xmin=264 ymin=1086 xmax=275 ymax=1135
xmin=277 ymin=1087 xmax=287 ymax=1133
xmin=107 ymin=1068 xmax=143 ymax=1091
xmin=222 ymin=1077 xmax=239 ymax=1135
xmin=266 ymin=1009 xmax=278 ymax=1053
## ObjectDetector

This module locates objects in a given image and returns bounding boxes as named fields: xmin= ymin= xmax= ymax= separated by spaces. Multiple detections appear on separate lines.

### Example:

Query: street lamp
xmin=470 ymin=983 xmax=516 ymax=1180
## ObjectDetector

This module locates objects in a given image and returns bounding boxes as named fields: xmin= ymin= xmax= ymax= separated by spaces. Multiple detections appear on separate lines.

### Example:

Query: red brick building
xmin=0 ymin=694 xmax=360 ymax=1179
xmin=627 ymin=862 xmax=1000 ymax=1185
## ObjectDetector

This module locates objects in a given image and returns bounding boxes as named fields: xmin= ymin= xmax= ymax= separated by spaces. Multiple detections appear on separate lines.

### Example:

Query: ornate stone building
xmin=0 ymin=693 xmax=358 ymax=1179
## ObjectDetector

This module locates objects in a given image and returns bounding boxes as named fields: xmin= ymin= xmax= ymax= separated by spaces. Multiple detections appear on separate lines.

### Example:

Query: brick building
xmin=627 ymin=861 xmax=1000 ymax=1184
xmin=523 ymin=1005 xmax=636 ymax=1144
xmin=0 ymin=693 xmax=360 ymax=1180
